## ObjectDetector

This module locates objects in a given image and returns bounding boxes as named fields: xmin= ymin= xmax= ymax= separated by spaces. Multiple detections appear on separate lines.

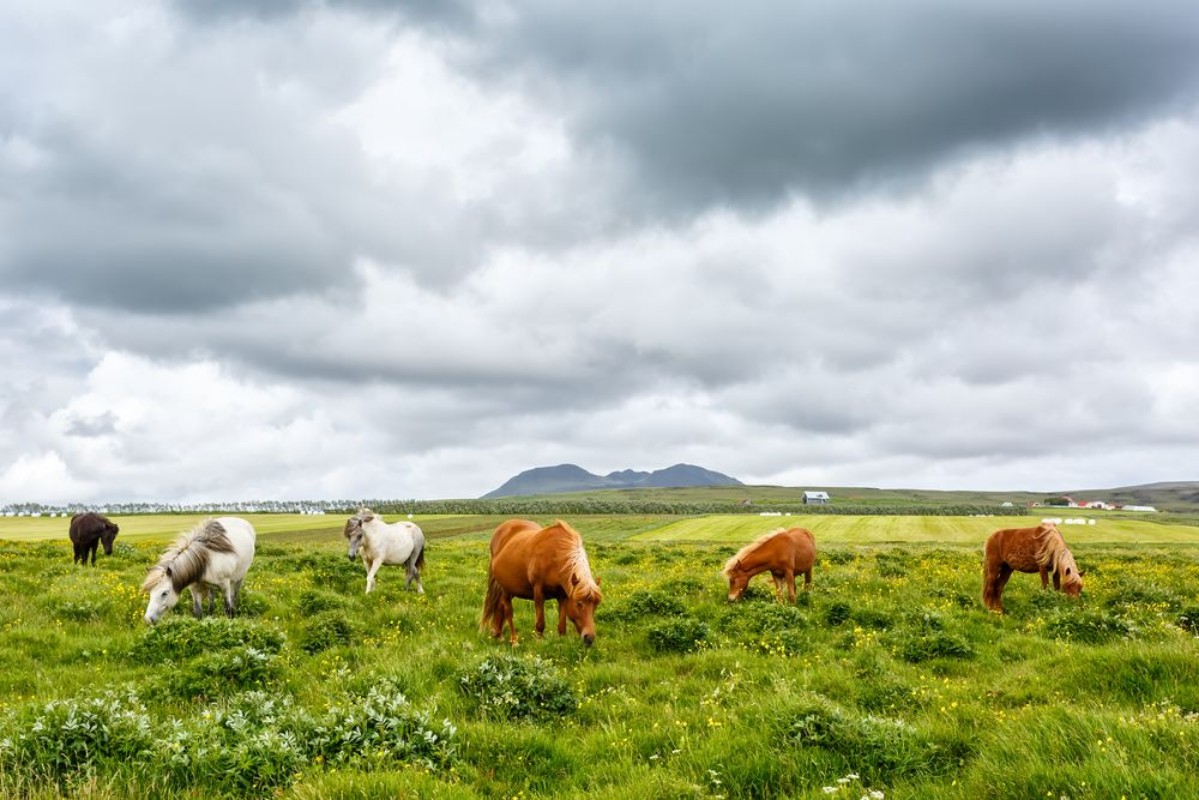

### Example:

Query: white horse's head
xmin=141 ymin=566 xmax=180 ymax=625
xmin=343 ymin=508 xmax=375 ymax=561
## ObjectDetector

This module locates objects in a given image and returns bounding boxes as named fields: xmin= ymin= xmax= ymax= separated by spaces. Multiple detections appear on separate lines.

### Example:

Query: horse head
xmin=343 ymin=516 xmax=365 ymax=561
xmin=101 ymin=521 xmax=120 ymax=555
xmin=566 ymin=573 xmax=602 ymax=646
xmin=141 ymin=566 xmax=180 ymax=625
xmin=1061 ymin=564 xmax=1084 ymax=597
xmin=725 ymin=560 xmax=751 ymax=601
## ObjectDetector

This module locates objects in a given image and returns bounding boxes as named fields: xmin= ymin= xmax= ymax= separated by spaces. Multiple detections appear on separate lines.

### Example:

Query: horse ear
xmin=596 ymin=576 xmax=602 ymax=587
xmin=165 ymin=565 xmax=173 ymax=578
xmin=571 ymin=573 xmax=579 ymax=587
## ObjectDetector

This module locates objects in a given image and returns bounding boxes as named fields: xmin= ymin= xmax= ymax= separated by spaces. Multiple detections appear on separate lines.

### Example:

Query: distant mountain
xmin=482 ymin=463 xmax=743 ymax=499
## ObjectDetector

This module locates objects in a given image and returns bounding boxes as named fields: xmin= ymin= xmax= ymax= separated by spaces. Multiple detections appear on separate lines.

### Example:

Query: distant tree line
xmin=348 ymin=499 xmax=1026 ymax=517
xmin=5 ymin=499 xmax=1026 ymax=518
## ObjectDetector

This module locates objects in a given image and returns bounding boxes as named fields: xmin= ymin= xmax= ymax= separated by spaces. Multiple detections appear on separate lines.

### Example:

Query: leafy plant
xmin=458 ymin=655 xmax=577 ymax=720
xmin=646 ymin=617 xmax=709 ymax=654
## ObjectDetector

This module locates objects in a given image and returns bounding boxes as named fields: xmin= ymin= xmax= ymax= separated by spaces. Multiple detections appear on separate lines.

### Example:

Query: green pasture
xmin=2 ymin=512 xmax=1199 ymax=799
xmin=630 ymin=513 xmax=1199 ymax=545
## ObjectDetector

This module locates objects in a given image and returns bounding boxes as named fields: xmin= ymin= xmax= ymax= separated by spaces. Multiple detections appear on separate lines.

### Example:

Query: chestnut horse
xmin=481 ymin=519 xmax=602 ymax=646
xmin=723 ymin=527 xmax=816 ymax=602
xmin=982 ymin=522 xmax=1084 ymax=613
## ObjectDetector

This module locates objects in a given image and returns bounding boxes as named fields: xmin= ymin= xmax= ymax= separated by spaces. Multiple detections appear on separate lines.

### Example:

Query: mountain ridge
xmin=482 ymin=463 xmax=743 ymax=499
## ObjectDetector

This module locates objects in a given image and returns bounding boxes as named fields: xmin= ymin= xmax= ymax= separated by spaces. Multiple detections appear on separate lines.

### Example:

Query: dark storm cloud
xmin=456 ymin=0 xmax=1199 ymax=210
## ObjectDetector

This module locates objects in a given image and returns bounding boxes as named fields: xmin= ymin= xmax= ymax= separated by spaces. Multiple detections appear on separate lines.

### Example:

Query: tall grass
xmin=1 ymin=516 xmax=1198 ymax=798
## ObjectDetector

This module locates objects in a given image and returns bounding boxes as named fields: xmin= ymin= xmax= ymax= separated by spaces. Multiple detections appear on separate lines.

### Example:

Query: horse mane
xmin=141 ymin=518 xmax=235 ymax=593
xmin=722 ymin=528 xmax=787 ymax=577
xmin=1036 ymin=526 xmax=1082 ymax=586
xmin=548 ymin=520 xmax=602 ymax=601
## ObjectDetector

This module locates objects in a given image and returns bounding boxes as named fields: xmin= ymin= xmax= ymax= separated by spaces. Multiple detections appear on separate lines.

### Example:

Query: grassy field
xmin=2 ymin=513 xmax=1199 ymax=799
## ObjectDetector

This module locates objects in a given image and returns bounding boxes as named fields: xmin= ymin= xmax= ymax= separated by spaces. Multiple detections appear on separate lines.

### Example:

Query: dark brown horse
xmin=723 ymin=527 xmax=816 ymax=602
xmin=69 ymin=513 xmax=120 ymax=565
xmin=982 ymin=522 xmax=1083 ymax=613
xmin=481 ymin=519 xmax=602 ymax=646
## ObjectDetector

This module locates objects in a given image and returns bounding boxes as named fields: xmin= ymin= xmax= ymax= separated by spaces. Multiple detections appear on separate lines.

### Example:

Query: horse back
xmin=69 ymin=513 xmax=102 ymax=544
xmin=205 ymin=517 xmax=256 ymax=580
xmin=986 ymin=525 xmax=1050 ymax=573
xmin=779 ymin=528 xmax=816 ymax=570
xmin=490 ymin=519 xmax=541 ymax=556
xmin=487 ymin=520 xmax=567 ymax=599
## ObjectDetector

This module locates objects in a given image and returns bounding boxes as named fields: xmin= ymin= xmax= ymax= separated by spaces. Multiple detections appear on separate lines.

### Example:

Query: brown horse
xmin=982 ymin=522 xmax=1084 ymax=613
xmin=481 ymin=519 xmax=603 ymax=646
xmin=723 ymin=527 xmax=816 ymax=602
xmin=69 ymin=512 xmax=119 ymax=565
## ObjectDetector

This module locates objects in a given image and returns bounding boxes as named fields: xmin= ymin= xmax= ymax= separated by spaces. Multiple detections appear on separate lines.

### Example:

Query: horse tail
xmin=480 ymin=570 xmax=504 ymax=633
xmin=981 ymin=535 xmax=1001 ymax=611
xmin=413 ymin=538 xmax=426 ymax=571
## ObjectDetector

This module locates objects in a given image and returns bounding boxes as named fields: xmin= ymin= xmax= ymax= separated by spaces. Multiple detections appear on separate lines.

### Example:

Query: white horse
xmin=343 ymin=507 xmax=425 ymax=594
xmin=142 ymin=517 xmax=256 ymax=624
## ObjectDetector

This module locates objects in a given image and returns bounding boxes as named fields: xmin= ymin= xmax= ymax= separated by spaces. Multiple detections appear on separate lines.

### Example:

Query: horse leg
xmin=557 ymin=599 xmax=568 ymax=636
xmin=1052 ymin=570 xmax=1061 ymax=592
xmin=89 ymin=541 xmax=99 ymax=566
xmin=503 ymin=596 xmax=518 ymax=645
xmin=1039 ymin=567 xmax=1050 ymax=590
xmin=533 ymin=587 xmax=547 ymax=638
xmin=365 ymin=558 xmax=382 ymax=593
xmin=784 ymin=569 xmax=796 ymax=603
xmin=994 ymin=565 xmax=1013 ymax=613
xmin=228 ymin=578 xmax=245 ymax=617
xmin=192 ymin=586 xmax=206 ymax=618
xmin=406 ymin=559 xmax=425 ymax=594
xmin=223 ymin=582 xmax=237 ymax=618
xmin=802 ymin=569 xmax=812 ymax=589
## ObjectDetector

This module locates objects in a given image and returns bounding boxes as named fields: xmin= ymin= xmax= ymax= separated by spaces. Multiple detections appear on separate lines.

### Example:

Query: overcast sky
xmin=3 ymin=0 xmax=1199 ymax=503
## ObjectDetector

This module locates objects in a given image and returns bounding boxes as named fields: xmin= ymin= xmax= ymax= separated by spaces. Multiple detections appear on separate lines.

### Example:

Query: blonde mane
xmin=722 ymin=528 xmax=787 ymax=577
xmin=549 ymin=520 xmax=602 ymax=601
xmin=1036 ymin=526 xmax=1083 ymax=588
xmin=141 ymin=518 xmax=235 ymax=593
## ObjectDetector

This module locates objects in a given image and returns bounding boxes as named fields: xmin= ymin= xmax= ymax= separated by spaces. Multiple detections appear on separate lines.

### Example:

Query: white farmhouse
xmin=803 ymin=491 xmax=830 ymax=505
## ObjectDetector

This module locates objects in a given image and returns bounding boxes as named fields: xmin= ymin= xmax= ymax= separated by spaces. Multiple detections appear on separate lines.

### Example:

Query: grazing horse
xmin=982 ymin=522 xmax=1084 ymax=613
xmin=481 ymin=519 xmax=602 ymax=646
xmin=343 ymin=508 xmax=425 ymax=594
xmin=69 ymin=512 xmax=119 ymax=565
xmin=723 ymin=527 xmax=816 ymax=602
xmin=142 ymin=517 xmax=256 ymax=624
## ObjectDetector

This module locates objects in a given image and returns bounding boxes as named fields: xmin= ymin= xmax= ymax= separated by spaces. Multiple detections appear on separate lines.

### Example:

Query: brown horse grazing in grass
xmin=69 ymin=512 xmax=119 ymax=566
xmin=982 ymin=522 xmax=1084 ymax=613
xmin=723 ymin=527 xmax=816 ymax=602
xmin=481 ymin=519 xmax=603 ymax=646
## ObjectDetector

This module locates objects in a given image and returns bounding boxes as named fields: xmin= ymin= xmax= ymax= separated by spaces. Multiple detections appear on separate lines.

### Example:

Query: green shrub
xmin=646 ymin=617 xmax=709 ymax=654
xmin=608 ymin=589 xmax=687 ymax=620
xmin=156 ymin=693 xmax=311 ymax=794
xmin=0 ymin=690 xmax=154 ymax=782
xmin=1042 ymin=610 xmax=1133 ymax=644
xmin=723 ymin=602 xmax=806 ymax=634
xmin=159 ymin=646 xmax=281 ymax=700
xmin=458 ymin=656 xmax=578 ymax=720
xmin=897 ymin=631 xmax=976 ymax=663
xmin=784 ymin=695 xmax=968 ymax=782
xmin=308 ymin=686 xmax=457 ymax=770
xmin=298 ymin=614 xmax=357 ymax=654
xmin=128 ymin=617 xmax=286 ymax=664
xmin=825 ymin=601 xmax=852 ymax=626
xmin=296 ymin=589 xmax=346 ymax=616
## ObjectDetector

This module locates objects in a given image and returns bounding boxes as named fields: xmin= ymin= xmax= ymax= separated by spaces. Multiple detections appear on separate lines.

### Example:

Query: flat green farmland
xmin=630 ymin=514 xmax=1199 ymax=545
